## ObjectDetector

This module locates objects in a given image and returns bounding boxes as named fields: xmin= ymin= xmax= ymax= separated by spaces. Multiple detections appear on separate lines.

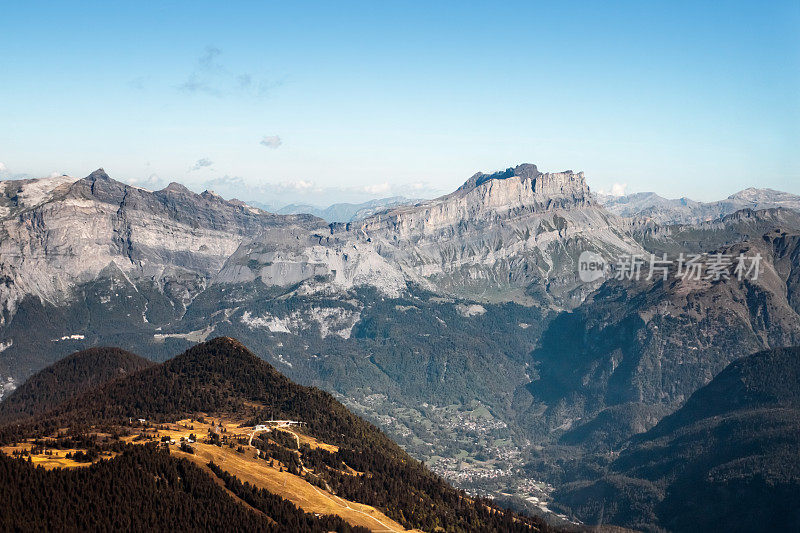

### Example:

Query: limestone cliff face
xmin=0 ymin=164 xmax=642 ymax=327
xmin=360 ymin=164 xmax=592 ymax=236
xmin=221 ymin=164 xmax=643 ymax=306
xmin=0 ymin=169 xmax=320 ymax=323
xmin=351 ymin=164 xmax=639 ymax=304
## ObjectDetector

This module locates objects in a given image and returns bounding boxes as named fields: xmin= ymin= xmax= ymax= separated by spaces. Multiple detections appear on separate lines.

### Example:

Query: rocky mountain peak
xmin=458 ymin=163 xmax=542 ymax=191
xmin=86 ymin=168 xmax=111 ymax=181
xmin=726 ymin=187 xmax=797 ymax=204
xmin=452 ymin=164 xmax=591 ymax=212
xmin=728 ymin=187 xmax=765 ymax=200
xmin=349 ymin=165 xmax=598 ymax=246
xmin=160 ymin=182 xmax=193 ymax=195
xmin=512 ymin=162 xmax=543 ymax=179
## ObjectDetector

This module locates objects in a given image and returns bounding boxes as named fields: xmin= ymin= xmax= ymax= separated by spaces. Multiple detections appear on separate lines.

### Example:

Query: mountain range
xmin=265 ymin=196 xmax=421 ymax=223
xmin=597 ymin=188 xmax=800 ymax=224
xmin=1 ymin=163 xmax=799 ymax=530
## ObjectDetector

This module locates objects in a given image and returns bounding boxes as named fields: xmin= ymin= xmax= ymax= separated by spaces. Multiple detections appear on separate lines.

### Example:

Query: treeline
xmin=296 ymin=443 xmax=553 ymax=533
xmin=208 ymin=462 xmax=370 ymax=533
xmin=0 ymin=443 xmax=393 ymax=532
xmin=0 ymin=444 xmax=275 ymax=531
xmin=0 ymin=338 xmax=403 ymax=461
xmin=252 ymin=435 xmax=302 ymax=473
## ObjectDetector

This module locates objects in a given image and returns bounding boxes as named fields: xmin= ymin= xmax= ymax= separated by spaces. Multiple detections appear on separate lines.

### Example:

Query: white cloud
xmin=154 ymin=172 xmax=441 ymax=208
xmin=598 ymin=182 xmax=628 ymax=197
xmin=178 ymin=47 xmax=224 ymax=96
xmin=190 ymin=158 xmax=214 ymax=171
xmin=401 ymin=181 xmax=442 ymax=197
xmin=260 ymin=135 xmax=282 ymax=149
xmin=204 ymin=175 xmax=245 ymax=189
xmin=277 ymin=179 xmax=315 ymax=191
xmin=0 ymin=162 xmax=6 ymax=173
xmin=610 ymin=182 xmax=628 ymax=196
xmin=178 ymin=46 xmax=282 ymax=98
xmin=360 ymin=182 xmax=391 ymax=195
xmin=198 ymin=46 xmax=222 ymax=69
xmin=128 ymin=173 xmax=166 ymax=190
xmin=199 ymin=176 xmax=319 ymax=200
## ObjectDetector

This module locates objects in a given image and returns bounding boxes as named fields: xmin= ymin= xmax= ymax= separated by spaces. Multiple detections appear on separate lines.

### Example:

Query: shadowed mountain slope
xmin=556 ymin=346 xmax=800 ymax=532
xmin=0 ymin=347 xmax=153 ymax=425
xmin=526 ymin=230 xmax=800 ymax=449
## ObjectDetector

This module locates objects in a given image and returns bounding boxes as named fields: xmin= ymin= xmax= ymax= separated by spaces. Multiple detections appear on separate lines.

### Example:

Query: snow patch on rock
xmin=308 ymin=306 xmax=361 ymax=339
xmin=273 ymin=354 xmax=293 ymax=367
xmin=241 ymin=311 xmax=292 ymax=333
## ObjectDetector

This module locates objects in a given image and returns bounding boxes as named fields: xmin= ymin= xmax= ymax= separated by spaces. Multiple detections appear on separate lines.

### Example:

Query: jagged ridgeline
xmin=0 ymin=163 xmax=646 ymax=414
xmin=0 ymin=338 xmax=556 ymax=533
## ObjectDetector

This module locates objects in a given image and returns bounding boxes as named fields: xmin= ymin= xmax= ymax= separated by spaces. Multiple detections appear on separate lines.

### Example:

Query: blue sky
xmin=1 ymin=1 xmax=798 ymax=205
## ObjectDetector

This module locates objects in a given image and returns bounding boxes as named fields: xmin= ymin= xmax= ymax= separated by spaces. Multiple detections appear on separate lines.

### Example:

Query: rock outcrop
xmin=226 ymin=164 xmax=643 ymax=306
xmin=0 ymin=165 xmax=645 ymax=323
xmin=0 ymin=169 xmax=321 ymax=324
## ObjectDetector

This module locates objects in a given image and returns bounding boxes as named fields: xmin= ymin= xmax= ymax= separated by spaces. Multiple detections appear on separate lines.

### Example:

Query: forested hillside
xmin=0 ymin=347 xmax=153 ymax=425
xmin=556 ymin=346 xmax=800 ymax=532
xmin=0 ymin=337 xmax=555 ymax=533
xmin=0 ymin=444 xmax=368 ymax=532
